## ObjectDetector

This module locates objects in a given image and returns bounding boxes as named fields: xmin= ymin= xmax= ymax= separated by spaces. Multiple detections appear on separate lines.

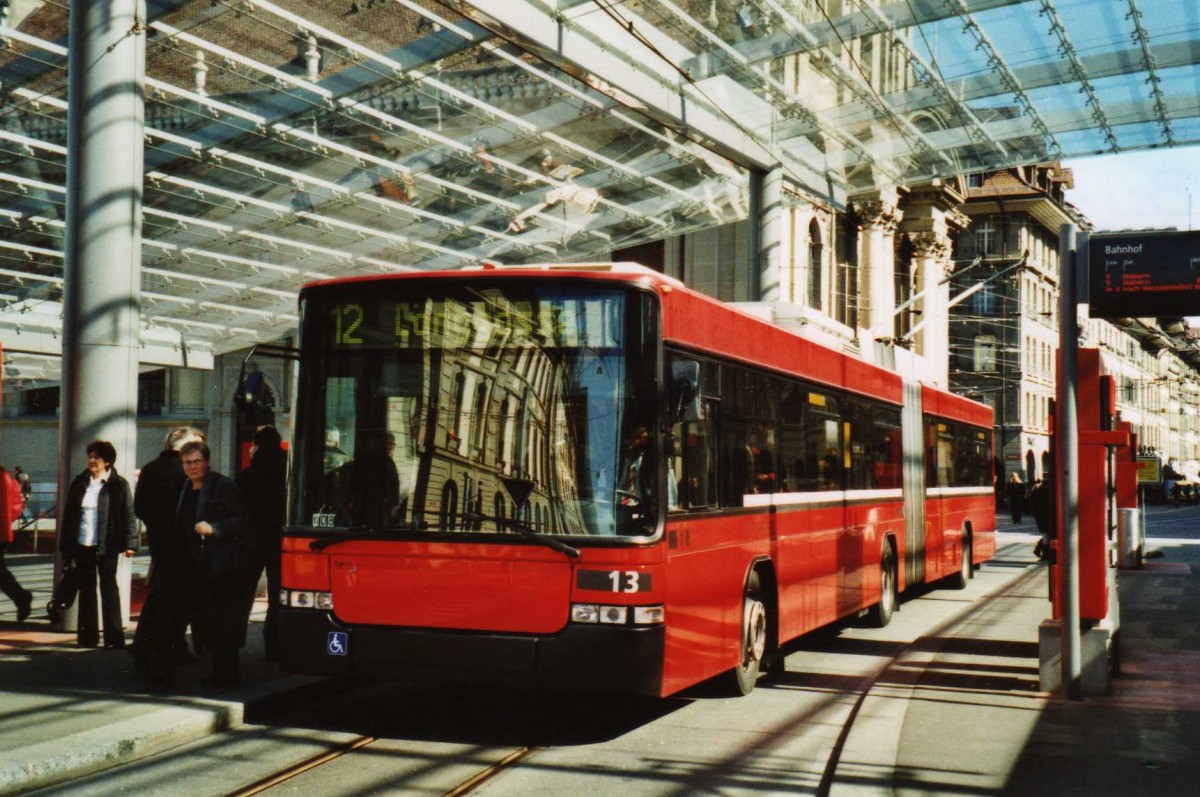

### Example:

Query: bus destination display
xmin=1088 ymin=230 xmax=1200 ymax=318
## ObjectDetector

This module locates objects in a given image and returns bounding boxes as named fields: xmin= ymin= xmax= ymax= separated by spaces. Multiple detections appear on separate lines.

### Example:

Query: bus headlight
xmin=282 ymin=590 xmax=334 ymax=610
xmin=571 ymin=604 xmax=600 ymax=623
xmin=571 ymin=603 xmax=663 ymax=626
xmin=633 ymin=605 xmax=665 ymax=625
xmin=599 ymin=606 xmax=628 ymax=624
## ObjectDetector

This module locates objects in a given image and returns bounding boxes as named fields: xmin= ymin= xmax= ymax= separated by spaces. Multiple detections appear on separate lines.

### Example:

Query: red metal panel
xmin=661 ymin=288 xmax=905 ymax=405
xmin=317 ymin=542 xmax=572 ymax=633
xmin=661 ymin=512 xmax=770 ymax=696
xmin=924 ymin=492 xmax=997 ymax=584
xmin=921 ymin=384 xmax=993 ymax=428
xmin=281 ymin=537 xmax=331 ymax=591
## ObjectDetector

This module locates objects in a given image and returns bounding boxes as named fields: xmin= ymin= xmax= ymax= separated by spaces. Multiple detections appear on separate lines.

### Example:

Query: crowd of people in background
xmin=0 ymin=425 xmax=287 ymax=692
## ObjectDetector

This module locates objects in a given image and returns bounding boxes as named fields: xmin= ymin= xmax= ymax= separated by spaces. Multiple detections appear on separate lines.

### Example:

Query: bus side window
xmin=844 ymin=399 xmax=871 ymax=490
xmin=673 ymin=399 xmax=717 ymax=510
xmin=924 ymin=417 xmax=939 ymax=487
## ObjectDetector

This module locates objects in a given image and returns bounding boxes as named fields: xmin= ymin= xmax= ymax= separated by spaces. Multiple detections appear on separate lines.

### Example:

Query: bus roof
xmin=300 ymin=262 xmax=683 ymax=294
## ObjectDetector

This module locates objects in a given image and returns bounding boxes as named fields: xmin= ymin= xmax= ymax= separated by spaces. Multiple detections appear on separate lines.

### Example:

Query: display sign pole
xmin=1059 ymin=223 xmax=1082 ymax=700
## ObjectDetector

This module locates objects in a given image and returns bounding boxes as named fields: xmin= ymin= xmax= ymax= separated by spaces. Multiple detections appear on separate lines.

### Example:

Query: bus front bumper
xmin=278 ymin=608 xmax=666 ymax=696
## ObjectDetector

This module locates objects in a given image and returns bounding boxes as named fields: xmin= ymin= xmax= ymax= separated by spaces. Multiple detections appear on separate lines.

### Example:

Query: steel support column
xmin=57 ymin=0 xmax=146 ymax=630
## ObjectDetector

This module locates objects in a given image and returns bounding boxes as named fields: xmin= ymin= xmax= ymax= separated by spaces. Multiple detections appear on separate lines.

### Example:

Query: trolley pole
xmin=1058 ymin=223 xmax=1082 ymax=700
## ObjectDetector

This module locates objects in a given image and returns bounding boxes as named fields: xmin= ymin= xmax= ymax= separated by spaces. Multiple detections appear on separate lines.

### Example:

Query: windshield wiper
xmin=308 ymin=522 xmax=427 ymax=551
xmin=461 ymin=512 xmax=581 ymax=560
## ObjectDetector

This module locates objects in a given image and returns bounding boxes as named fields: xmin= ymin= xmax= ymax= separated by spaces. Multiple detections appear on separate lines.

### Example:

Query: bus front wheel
xmin=727 ymin=574 xmax=768 ymax=696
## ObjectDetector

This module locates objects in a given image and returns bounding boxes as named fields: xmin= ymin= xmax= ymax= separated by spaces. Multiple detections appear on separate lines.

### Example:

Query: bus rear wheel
xmin=867 ymin=541 xmax=897 ymax=628
xmin=727 ymin=575 xmax=768 ymax=695
xmin=950 ymin=533 xmax=972 ymax=590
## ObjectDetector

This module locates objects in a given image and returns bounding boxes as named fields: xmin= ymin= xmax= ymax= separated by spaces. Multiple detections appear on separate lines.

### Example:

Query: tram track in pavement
xmin=226 ymin=735 xmax=537 ymax=797
xmin=814 ymin=543 xmax=1045 ymax=796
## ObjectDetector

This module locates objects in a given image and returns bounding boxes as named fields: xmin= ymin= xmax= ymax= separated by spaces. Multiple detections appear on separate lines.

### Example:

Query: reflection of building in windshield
xmin=402 ymin=290 xmax=613 ymax=535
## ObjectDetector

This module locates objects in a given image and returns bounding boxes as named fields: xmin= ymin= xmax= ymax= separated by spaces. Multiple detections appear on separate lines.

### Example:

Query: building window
xmin=895 ymin=236 xmax=915 ymax=339
xmin=472 ymin=382 xmax=489 ymax=458
xmin=138 ymin=370 xmax=165 ymax=416
xmin=22 ymin=386 xmax=59 ymax=416
xmin=439 ymin=479 xmax=459 ymax=531
xmin=450 ymin=372 xmax=466 ymax=448
xmin=972 ymin=283 xmax=996 ymax=315
xmin=807 ymin=219 xmax=823 ymax=310
xmin=975 ymin=221 xmax=995 ymax=256
xmin=974 ymin=334 xmax=996 ymax=372
xmin=835 ymin=210 xmax=859 ymax=328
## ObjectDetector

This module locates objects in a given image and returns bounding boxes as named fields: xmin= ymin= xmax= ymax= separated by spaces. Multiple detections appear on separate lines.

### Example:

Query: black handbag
xmin=46 ymin=559 xmax=84 ymax=623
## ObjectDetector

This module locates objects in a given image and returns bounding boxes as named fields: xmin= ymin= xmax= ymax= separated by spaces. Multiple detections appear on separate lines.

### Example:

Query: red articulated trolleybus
xmin=278 ymin=263 xmax=995 ymax=697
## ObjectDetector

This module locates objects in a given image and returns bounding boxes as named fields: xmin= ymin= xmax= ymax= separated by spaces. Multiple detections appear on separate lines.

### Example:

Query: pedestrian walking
xmin=59 ymin=441 xmax=138 ymax=649
xmin=1031 ymin=476 xmax=1056 ymax=561
xmin=0 ymin=465 xmax=33 ymax=622
xmin=14 ymin=466 xmax=31 ymax=522
xmin=131 ymin=426 xmax=205 ymax=685
xmin=178 ymin=440 xmax=251 ymax=687
xmin=236 ymin=425 xmax=287 ymax=662
xmin=1007 ymin=472 xmax=1027 ymax=524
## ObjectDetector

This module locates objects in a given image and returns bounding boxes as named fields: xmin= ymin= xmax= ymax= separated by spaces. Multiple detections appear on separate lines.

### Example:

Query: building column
xmin=757 ymin=166 xmax=785 ymax=302
xmin=910 ymin=231 xmax=953 ymax=386
xmin=853 ymin=196 xmax=903 ymax=342
xmin=58 ymin=0 xmax=146 ymax=630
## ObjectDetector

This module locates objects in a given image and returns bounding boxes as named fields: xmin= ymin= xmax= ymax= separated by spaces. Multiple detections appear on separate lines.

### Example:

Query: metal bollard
xmin=1118 ymin=507 xmax=1141 ymax=569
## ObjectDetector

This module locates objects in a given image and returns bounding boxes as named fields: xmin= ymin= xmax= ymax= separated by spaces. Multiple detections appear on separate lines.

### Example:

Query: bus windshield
xmin=293 ymin=280 xmax=659 ymax=539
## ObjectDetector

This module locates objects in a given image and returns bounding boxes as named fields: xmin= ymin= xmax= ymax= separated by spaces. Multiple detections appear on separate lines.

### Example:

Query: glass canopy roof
xmin=1 ymin=0 xmax=1198 ymax=385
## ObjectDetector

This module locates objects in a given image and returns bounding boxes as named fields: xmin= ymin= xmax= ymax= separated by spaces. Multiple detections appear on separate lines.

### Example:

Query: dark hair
xmin=86 ymin=440 xmax=117 ymax=466
xmin=180 ymin=441 xmax=211 ymax=462
xmin=253 ymin=424 xmax=283 ymax=449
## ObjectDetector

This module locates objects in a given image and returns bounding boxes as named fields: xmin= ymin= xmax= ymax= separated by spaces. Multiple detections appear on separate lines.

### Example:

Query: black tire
xmin=726 ymin=572 xmax=768 ymax=696
xmin=949 ymin=532 xmax=972 ymax=590
xmin=867 ymin=541 xmax=897 ymax=628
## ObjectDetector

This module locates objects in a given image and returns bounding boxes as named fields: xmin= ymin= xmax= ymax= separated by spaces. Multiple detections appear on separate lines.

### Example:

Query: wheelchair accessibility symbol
xmin=327 ymin=631 xmax=348 ymax=656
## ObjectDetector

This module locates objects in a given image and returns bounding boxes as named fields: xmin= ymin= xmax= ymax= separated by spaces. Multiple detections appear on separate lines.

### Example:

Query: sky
xmin=1064 ymin=147 xmax=1200 ymax=323
xmin=1064 ymin=147 xmax=1200 ymax=233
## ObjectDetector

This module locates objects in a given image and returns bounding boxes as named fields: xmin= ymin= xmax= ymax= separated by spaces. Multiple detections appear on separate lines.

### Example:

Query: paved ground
xmin=0 ymin=507 xmax=1197 ymax=796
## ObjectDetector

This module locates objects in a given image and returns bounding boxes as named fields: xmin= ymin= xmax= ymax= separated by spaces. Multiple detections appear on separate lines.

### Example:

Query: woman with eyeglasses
xmin=178 ymin=439 xmax=251 ymax=688
xmin=59 ymin=440 xmax=137 ymax=649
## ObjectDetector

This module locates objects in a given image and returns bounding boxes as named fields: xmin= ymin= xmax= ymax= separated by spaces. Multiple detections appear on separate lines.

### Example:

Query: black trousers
xmin=262 ymin=553 xmax=280 ymax=660
xmin=73 ymin=549 xmax=124 ymax=647
xmin=242 ymin=550 xmax=281 ymax=661
xmin=195 ymin=570 xmax=248 ymax=679
xmin=0 ymin=543 xmax=32 ymax=610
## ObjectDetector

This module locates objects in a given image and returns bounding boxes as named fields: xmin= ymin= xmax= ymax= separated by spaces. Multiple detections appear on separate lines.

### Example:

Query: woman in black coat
xmin=178 ymin=440 xmax=252 ymax=687
xmin=59 ymin=440 xmax=138 ymax=649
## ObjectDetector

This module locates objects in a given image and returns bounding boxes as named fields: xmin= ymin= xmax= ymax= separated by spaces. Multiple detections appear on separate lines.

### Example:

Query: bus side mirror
xmin=671 ymin=361 xmax=701 ymax=424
